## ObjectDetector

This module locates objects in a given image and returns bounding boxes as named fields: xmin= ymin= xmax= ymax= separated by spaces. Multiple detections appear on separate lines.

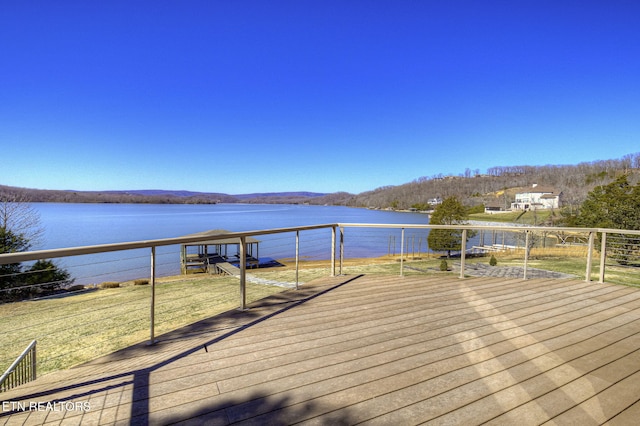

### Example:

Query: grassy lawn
xmin=468 ymin=209 xmax=557 ymax=224
xmin=0 ymin=275 xmax=286 ymax=376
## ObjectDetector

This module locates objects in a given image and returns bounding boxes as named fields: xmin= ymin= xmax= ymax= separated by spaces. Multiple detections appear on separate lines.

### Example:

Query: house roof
xmin=540 ymin=193 xmax=559 ymax=199
xmin=515 ymin=185 xmax=558 ymax=194
xmin=484 ymin=201 xmax=504 ymax=208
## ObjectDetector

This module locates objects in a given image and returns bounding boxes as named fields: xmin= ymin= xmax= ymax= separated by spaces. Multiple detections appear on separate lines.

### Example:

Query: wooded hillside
xmin=0 ymin=186 xmax=329 ymax=205
xmin=312 ymin=152 xmax=640 ymax=210
xmin=3 ymin=152 xmax=639 ymax=209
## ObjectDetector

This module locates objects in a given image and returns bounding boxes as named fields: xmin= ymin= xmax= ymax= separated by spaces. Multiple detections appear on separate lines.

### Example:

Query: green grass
xmin=595 ymin=264 xmax=640 ymax=287
xmin=462 ymin=255 xmax=588 ymax=277
xmin=468 ymin=210 xmax=555 ymax=225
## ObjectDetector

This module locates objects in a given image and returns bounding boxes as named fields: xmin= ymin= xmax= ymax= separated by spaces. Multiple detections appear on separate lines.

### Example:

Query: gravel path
xmin=452 ymin=261 xmax=576 ymax=279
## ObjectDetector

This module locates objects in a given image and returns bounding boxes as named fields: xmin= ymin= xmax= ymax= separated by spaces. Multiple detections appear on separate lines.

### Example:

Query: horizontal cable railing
xmin=0 ymin=223 xmax=639 ymax=383
xmin=598 ymin=228 xmax=640 ymax=285
xmin=0 ymin=225 xmax=339 ymax=380
xmin=337 ymin=223 xmax=599 ymax=278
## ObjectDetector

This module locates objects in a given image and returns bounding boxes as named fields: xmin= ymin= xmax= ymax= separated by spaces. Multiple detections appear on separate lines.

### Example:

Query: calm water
xmin=32 ymin=203 xmax=431 ymax=283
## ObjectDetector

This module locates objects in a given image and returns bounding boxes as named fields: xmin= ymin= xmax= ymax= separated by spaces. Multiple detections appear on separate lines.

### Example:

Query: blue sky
xmin=2 ymin=1 xmax=639 ymax=195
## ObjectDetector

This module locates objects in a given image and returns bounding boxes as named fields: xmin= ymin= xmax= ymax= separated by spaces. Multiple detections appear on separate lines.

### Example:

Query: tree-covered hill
xmin=2 ymin=152 xmax=639 ymax=209
xmin=0 ymin=186 xmax=330 ymax=205
xmin=334 ymin=153 xmax=640 ymax=210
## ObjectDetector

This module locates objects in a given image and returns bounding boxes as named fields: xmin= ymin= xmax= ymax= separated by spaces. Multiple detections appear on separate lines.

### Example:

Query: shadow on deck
xmin=3 ymin=274 xmax=640 ymax=425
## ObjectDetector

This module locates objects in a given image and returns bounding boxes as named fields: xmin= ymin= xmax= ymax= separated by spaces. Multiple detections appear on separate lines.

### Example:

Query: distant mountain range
xmin=102 ymin=189 xmax=329 ymax=199
xmin=232 ymin=191 xmax=327 ymax=200
xmin=3 ymin=152 xmax=639 ymax=209
xmin=0 ymin=184 xmax=339 ymax=205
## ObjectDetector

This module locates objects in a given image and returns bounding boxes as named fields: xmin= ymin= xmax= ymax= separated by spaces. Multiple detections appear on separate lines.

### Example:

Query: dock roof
xmin=180 ymin=229 xmax=260 ymax=246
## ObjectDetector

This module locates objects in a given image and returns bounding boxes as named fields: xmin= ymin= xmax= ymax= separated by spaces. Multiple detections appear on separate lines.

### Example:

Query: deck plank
xmin=2 ymin=275 xmax=640 ymax=425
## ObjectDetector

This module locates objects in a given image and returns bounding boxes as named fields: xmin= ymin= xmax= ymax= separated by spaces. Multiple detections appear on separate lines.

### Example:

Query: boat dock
xmin=180 ymin=230 xmax=260 ymax=275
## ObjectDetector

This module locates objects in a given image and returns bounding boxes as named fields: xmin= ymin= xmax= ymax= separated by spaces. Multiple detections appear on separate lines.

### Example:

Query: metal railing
xmin=598 ymin=228 xmax=640 ymax=283
xmin=0 ymin=340 xmax=36 ymax=392
xmin=1 ymin=223 xmax=639 ymax=351
xmin=338 ymin=223 xmax=601 ymax=279
xmin=0 ymin=224 xmax=339 ymax=346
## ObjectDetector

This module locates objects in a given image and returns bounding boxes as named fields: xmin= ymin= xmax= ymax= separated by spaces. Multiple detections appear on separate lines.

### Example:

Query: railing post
xmin=459 ymin=229 xmax=467 ymax=279
xmin=599 ymin=231 xmax=607 ymax=283
xmin=523 ymin=230 xmax=530 ymax=280
xmin=31 ymin=341 xmax=37 ymax=381
xmin=239 ymin=236 xmax=247 ymax=310
xmin=400 ymin=228 xmax=405 ymax=276
xmin=340 ymin=227 xmax=344 ymax=275
xmin=149 ymin=246 xmax=156 ymax=345
xmin=331 ymin=226 xmax=336 ymax=277
xmin=295 ymin=230 xmax=299 ymax=290
xmin=585 ymin=231 xmax=595 ymax=282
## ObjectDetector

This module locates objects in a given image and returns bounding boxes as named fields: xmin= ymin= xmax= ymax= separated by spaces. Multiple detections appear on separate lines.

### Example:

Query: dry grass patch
xmin=0 ymin=274 xmax=285 ymax=376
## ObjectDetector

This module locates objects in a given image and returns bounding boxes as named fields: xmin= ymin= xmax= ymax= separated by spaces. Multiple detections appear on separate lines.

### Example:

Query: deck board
xmin=2 ymin=274 xmax=640 ymax=425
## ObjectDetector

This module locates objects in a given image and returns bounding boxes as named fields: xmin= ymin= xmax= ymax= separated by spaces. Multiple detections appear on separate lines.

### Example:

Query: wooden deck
xmin=213 ymin=261 xmax=241 ymax=276
xmin=3 ymin=274 xmax=640 ymax=425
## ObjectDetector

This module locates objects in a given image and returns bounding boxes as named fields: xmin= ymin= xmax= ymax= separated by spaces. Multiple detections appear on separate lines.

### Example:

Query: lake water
xmin=32 ymin=203 xmax=431 ymax=284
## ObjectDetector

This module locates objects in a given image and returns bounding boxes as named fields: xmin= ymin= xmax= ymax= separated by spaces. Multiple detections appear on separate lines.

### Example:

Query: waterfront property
xmin=511 ymin=184 xmax=561 ymax=210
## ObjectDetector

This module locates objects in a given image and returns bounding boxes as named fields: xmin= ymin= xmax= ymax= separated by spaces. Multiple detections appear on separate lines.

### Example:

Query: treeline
xmin=0 ymin=185 xmax=342 ymax=205
xmin=322 ymin=153 xmax=640 ymax=210
xmin=0 ymin=186 xmax=236 ymax=204
xmin=3 ymin=152 xmax=639 ymax=209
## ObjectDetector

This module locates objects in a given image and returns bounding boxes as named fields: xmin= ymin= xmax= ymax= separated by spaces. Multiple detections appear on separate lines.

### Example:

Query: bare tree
xmin=0 ymin=192 xmax=44 ymax=251
xmin=0 ymin=194 xmax=76 ymax=301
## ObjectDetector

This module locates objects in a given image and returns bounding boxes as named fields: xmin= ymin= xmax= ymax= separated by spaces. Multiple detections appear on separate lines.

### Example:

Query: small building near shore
xmin=180 ymin=229 xmax=260 ymax=275
xmin=484 ymin=201 xmax=510 ymax=214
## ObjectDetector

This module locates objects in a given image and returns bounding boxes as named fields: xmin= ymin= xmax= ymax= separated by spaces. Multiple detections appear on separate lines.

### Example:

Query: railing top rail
xmin=1 ymin=221 xmax=638 ymax=266
xmin=0 ymin=223 xmax=339 ymax=265
xmin=337 ymin=222 xmax=600 ymax=233
xmin=597 ymin=227 xmax=640 ymax=236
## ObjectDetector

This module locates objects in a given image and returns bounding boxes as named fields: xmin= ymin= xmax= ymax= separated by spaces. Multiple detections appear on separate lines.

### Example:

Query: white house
xmin=511 ymin=184 xmax=560 ymax=210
